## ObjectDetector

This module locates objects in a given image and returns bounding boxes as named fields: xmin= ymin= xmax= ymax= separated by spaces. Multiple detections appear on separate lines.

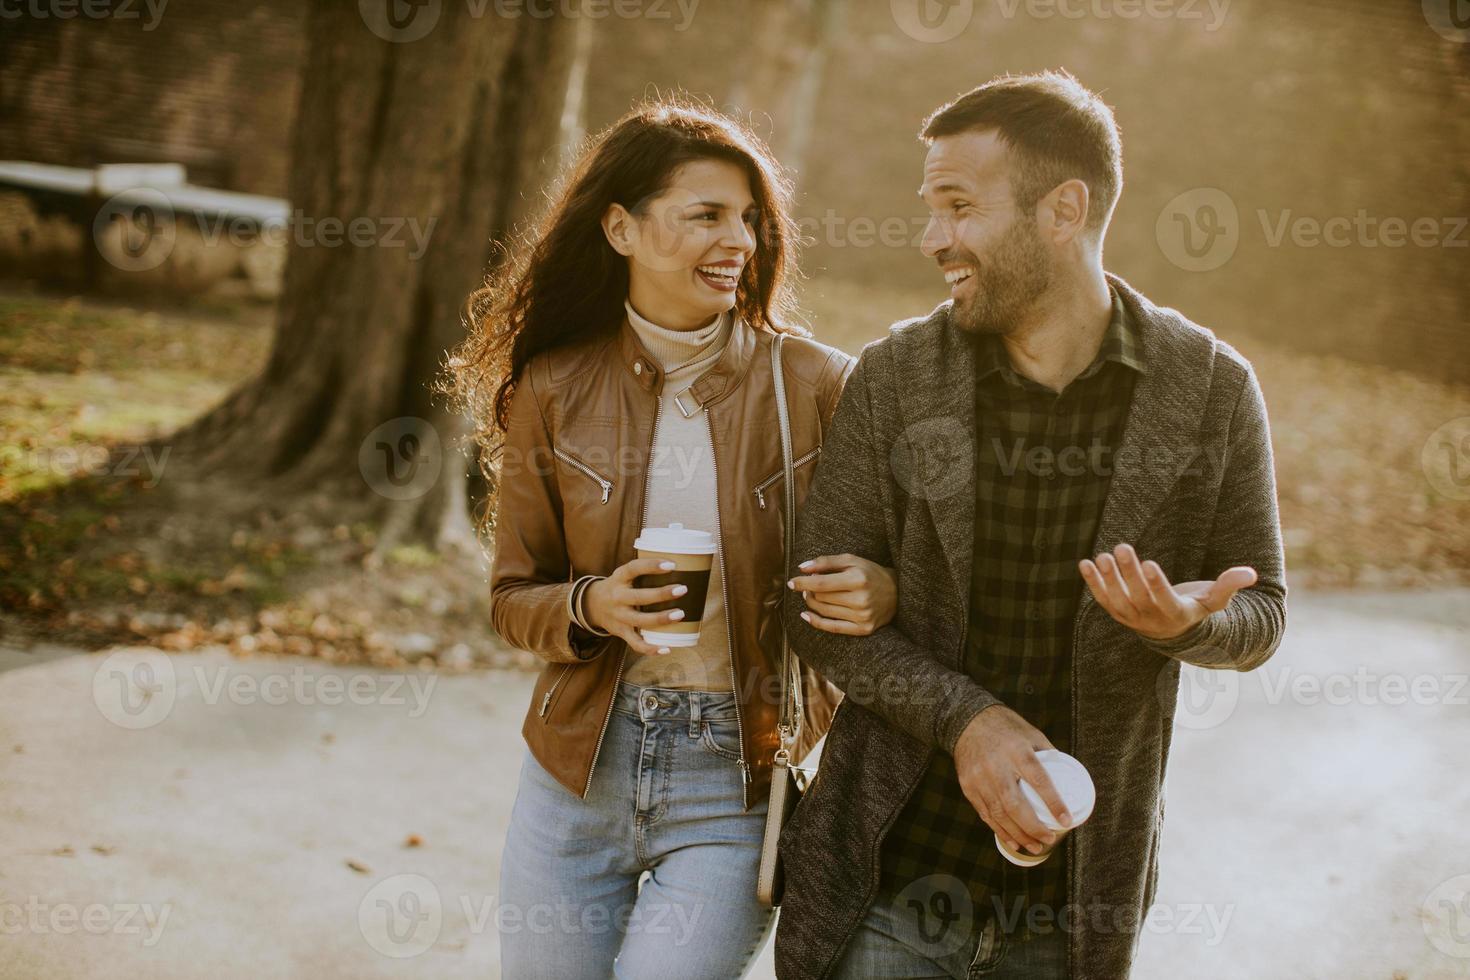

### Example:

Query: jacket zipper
xmin=708 ymin=409 xmax=752 ymax=804
xmin=553 ymin=447 xmax=613 ymax=504
xmin=538 ymin=663 xmax=573 ymax=717
xmin=752 ymin=446 xmax=822 ymax=510
xmin=579 ymin=396 xmax=660 ymax=797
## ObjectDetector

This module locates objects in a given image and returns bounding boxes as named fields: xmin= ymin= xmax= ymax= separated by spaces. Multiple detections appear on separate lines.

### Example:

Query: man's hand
xmin=787 ymin=553 xmax=898 ymax=636
xmin=954 ymin=706 xmax=1072 ymax=855
xmin=1079 ymin=543 xmax=1258 ymax=642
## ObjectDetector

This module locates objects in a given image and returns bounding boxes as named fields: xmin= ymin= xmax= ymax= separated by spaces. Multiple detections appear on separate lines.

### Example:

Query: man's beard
xmin=946 ymin=218 xmax=1052 ymax=337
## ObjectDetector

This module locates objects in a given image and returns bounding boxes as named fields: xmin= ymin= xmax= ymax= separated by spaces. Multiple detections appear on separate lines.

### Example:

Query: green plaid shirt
xmin=877 ymin=286 xmax=1146 ymax=938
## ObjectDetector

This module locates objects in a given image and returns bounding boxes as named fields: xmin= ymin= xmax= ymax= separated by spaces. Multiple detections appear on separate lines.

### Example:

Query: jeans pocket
xmin=699 ymin=718 xmax=744 ymax=761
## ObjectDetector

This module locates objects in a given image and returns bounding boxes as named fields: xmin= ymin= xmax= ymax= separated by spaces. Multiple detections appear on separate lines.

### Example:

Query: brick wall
xmin=0 ymin=0 xmax=304 ymax=196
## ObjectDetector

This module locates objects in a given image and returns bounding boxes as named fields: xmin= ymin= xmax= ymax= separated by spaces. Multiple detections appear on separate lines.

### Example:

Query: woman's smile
xmin=695 ymin=260 xmax=742 ymax=293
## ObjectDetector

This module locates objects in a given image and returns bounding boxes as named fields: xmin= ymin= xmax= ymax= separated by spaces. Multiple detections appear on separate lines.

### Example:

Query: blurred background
xmin=1 ymin=2 xmax=1467 ymax=978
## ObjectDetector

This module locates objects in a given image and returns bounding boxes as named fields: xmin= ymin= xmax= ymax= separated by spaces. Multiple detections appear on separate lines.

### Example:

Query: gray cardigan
xmin=775 ymin=273 xmax=1287 ymax=979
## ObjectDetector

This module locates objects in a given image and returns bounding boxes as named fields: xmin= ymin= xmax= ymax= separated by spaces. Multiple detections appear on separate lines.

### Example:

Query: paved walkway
xmin=2 ymin=590 xmax=1467 ymax=978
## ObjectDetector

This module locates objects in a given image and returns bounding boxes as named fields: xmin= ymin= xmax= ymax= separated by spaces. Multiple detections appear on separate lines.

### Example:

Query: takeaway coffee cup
xmin=632 ymin=523 xmax=716 ymax=648
xmin=995 ymin=749 xmax=1096 ymax=867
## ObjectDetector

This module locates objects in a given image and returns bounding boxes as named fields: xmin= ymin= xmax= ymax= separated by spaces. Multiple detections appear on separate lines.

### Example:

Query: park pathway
xmin=1 ymin=590 xmax=1467 ymax=978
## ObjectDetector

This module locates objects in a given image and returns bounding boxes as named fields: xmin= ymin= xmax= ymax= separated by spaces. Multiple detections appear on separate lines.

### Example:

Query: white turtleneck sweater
xmin=621 ymin=299 xmax=734 ymax=693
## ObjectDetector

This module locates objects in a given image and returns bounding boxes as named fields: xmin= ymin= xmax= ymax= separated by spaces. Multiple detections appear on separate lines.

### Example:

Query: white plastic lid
xmin=1018 ymin=750 xmax=1096 ymax=831
xmin=633 ymin=522 xmax=716 ymax=555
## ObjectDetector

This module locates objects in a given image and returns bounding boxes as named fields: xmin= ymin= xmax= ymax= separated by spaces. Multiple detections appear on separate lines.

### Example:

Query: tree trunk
xmin=725 ymin=0 xmax=844 ymax=180
xmin=158 ymin=2 xmax=572 ymax=551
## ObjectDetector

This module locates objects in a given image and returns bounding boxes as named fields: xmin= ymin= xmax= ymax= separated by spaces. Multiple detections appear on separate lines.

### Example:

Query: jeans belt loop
xmin=688 ymin=692 xmax=702 ymax=739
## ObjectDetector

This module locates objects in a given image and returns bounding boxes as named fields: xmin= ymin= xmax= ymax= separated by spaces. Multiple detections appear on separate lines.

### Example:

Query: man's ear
xmin=601 ymin=203 xmax=637 ymax=256
xmin=1042 ymin=179 xmax=1091 ymax=245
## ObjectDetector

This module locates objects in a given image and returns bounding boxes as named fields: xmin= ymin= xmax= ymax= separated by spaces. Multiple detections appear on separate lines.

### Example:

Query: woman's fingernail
xmin=659 ymin=561 xmax=675 ymax=570
xmin=668 ymin=610 xmax=684 ymax=621
xmin=787 ymin=580 xmax=795 ymax=589
xmin=799 ymin=560 xmax=814 ymax=569
xmin=672 ymin=584 xmax=688 ymax=596
xmin=658 ymin=647 xmax=670 ymax=655
xmin=800 ymin=612 xmax=811 ymax=622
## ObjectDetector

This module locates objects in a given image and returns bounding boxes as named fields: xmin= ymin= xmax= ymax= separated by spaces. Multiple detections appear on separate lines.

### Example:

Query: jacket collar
xmin=617 ymin=309 xmax=758 ymax=417
xmin=890 ymin=272 xmax=1215 ymax=601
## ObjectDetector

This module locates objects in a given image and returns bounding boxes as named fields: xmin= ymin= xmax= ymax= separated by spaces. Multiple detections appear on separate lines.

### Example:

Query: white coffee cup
xmin=632 ymin=523 xmax=716 ymax=648
xmin=995 ymin=749 xmax=1096 ymax=867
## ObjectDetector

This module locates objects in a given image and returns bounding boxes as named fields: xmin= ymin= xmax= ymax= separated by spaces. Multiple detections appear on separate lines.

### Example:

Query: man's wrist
xmin=1139 ymin=612 xmax=1215 ymax=652
xmin=940 ymin=692 xmax=1001 ymax=756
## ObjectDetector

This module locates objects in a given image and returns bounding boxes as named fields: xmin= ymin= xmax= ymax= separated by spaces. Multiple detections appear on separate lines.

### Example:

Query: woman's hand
xmin=787 ymin=554 xmax=898 ymax=636
xmin=583 ymin=557 xmax=691 ymax=656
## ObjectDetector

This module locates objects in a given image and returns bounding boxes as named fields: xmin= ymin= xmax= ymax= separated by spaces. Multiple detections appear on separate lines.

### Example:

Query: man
xmin=775 ymin=71 xmax=1286 ymax=979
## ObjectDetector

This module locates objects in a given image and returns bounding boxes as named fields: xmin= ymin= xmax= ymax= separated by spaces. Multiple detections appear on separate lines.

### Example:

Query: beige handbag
xmin=756 ymin=333 xmax=811 ymax=908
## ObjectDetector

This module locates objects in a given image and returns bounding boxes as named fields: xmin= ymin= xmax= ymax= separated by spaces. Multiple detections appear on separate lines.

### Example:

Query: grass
xmin=0 ymin=291 xmax=272 ymax=501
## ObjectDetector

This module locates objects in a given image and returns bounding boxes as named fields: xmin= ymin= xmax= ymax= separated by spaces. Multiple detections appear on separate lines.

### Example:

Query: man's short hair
xmin=921 ymin=70 xmax=1123 ymax=236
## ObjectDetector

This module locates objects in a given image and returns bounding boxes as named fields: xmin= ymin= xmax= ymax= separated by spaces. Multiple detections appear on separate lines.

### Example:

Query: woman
xmin=445 ymin=98 xmax=896 ymax=979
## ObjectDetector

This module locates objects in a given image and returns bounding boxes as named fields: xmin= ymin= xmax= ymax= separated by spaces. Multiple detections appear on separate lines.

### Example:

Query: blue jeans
xmin=499 ymin=682 xmax=773 ymax=979
xmin=831 ymin=880 xmax=1068 ymax=979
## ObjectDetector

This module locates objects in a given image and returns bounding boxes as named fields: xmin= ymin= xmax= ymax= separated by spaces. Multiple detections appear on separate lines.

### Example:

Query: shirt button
xmin=1024 ymin=683 xmax=1036 ymax=695
xmin=1028 ymin=606 xmax=1041 ymax=620
xmin=633 ymin=362 xmax=643 ymax=376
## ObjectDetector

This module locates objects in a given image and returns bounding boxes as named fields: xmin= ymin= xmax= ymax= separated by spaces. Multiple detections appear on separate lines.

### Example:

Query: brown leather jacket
xmin=490 ymin=313 xmax=855 ymax=809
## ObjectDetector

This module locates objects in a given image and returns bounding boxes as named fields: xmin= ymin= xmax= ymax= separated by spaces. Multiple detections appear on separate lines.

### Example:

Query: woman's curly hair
xmin=438 ymin=95 xmax=807 ymax=539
